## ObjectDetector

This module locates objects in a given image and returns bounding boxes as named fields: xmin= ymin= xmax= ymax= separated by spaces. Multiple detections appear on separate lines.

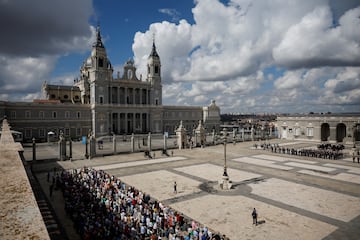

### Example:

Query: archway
xmin=336 ymin=123 xmax=346 ymax=142
xmin=353 ymin=124 xmax=360 ymax=142
xmin=321 ymin=123 xmax=330 ymax=141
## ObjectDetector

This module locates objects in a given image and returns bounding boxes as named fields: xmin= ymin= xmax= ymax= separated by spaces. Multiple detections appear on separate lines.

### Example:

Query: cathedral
xmin=0 ymin=26 xmax=221 ymax=142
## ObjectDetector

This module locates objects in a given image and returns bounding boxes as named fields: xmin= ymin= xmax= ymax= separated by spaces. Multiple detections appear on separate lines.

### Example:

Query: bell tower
xmin=77 ymin=25 xmax=113 ymax=105
xmin=147 ymin=38 xmax=162 ymax=105
xmin=75 ymin=24 xmax=114 ymax=137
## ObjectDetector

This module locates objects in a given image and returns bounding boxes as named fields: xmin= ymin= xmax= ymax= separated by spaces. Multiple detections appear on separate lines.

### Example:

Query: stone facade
xmin=277 ymin=114 xmax=360 ymax=144
xmin=0 ymin=26 xmax=221 ymax=142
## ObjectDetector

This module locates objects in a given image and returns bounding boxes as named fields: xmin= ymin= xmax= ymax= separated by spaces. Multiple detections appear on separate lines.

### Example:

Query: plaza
xmin=25 ymin=139 xmax=360 ymax=239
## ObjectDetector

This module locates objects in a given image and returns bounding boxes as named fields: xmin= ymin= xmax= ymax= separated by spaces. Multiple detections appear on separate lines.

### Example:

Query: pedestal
xmin=219 ymin=175 xmax=232 ymax=190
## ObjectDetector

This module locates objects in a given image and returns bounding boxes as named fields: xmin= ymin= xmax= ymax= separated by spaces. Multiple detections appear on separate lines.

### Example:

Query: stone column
xmin=140 ymin=88 xmax=143 ymax=105
xmin=113 ymin=133 xmax=117 ymax=154
xmin=251 ymin=127 xmax=254 ymax=141
xmin=59 ymin=131 xmax=66 ymax=161
xmin=85 ymin=137 xmax=89 ymax=159
xmin=163 ymin=133 xmax=167 ymax=151
xmin=140 ymin=113 xmax=143 ymax=132
xmin=125 ymin=87 xmax=128 ymax=104
xmin=147 ymin=132 xmax=152 ymax=152
xmin=232 ymin=128 xmax=236 ymax=144
xmin=32 ymin=138 xmax=36 ymax=161
xmin=69 ymin=139 xmax=72 ymax=160
xmin=89 ymin=133 xmax=96 ymax=159
xmin=131 ymin=133 xmax=135 ymax=152
xmin=125 ymin=113 xmax=128 ymax=133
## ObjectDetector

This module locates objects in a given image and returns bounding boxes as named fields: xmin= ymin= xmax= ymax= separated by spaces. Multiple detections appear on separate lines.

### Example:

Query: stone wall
xmin=0 ymin=119 xmax=50 ymax=239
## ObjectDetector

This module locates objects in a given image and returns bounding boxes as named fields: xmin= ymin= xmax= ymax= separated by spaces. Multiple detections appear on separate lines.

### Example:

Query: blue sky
xmin=0 ymin=0 xmax=360 ymax=114
xmin=53 ymin=0 xmax=196 ymax=78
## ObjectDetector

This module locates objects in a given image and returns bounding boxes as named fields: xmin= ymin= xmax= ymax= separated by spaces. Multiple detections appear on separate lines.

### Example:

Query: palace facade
xmin=277 ymin=113 xmax=360 ymax=144
xmin=0 ymin=27 xmax=221 ymax=142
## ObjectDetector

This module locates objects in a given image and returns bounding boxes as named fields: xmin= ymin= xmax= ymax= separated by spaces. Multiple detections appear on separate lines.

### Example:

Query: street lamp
xmin=219 ymin=128 xmax=232 ymax=190
xmin=221 ymin=128 xmax=228 ymax=177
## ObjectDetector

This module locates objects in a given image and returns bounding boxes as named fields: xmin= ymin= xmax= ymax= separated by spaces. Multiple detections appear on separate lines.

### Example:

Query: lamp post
xmin=222 ymin=128 xmax=228 ymax=177
xmin=219 ymin=128 xmax=232 ymax=190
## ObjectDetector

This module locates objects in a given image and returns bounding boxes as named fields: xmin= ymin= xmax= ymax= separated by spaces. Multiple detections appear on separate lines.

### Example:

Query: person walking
xmin=357 ymin=150 xmax=360 ymax=163
xmin=252 ymin=208 xmax=258 ymax=225
xmin=173 ymin=181 xmax=177 ymax=194
xmin=352 ymin=150 xmax=356 ymax=163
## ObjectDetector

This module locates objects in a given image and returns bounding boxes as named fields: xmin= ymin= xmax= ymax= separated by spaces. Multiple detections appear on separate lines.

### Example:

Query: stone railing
xmin=0 ymin=119 xmax=50 ymax=239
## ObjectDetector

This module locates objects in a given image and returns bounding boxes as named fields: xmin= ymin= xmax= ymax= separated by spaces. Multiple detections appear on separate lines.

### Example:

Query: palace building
xmin=277 ymin=113 xmax=360 ymax=144
xmin=0 ymin=26 xmax=221 ymax=142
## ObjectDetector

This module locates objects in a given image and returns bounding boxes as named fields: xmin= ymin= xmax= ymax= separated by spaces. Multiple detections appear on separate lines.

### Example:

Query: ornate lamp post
xmin=219 ymin=128 xmax=232 ymax=190
xmin=221 ymin=128 xmax=228 ymax=177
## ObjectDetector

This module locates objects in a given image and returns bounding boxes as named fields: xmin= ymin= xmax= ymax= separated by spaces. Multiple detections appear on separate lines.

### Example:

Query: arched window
xmin=98 ymin=58 xmax=104 ymax=67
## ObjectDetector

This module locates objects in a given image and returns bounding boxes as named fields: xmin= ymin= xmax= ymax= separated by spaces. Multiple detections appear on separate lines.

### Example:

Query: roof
xmin=33 ymin=99 xmax=61 ymax=104
xmin=45 ymin=84 xmax=80 ymax=91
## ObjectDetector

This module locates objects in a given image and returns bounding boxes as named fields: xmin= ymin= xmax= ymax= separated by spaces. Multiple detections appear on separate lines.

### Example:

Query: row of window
xmin=99 ymin=95 xmax=159 ymax=105
xmin=164 ymin=111 xmax=201 ymax=118
xmin=12 ymin=111 xmax=82 ymax=119
xmin=50 ymin=94 xmax=80 ymax=100
xmin=24 ymin=128 xmax=82 ymax=138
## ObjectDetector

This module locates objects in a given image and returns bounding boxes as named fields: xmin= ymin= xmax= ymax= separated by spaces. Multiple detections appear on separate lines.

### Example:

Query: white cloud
xmin=0 ymin=55 xmax=57 ymax=98
xmin=131 ymin=0 xmax=360 ymax=113
xmin=2 ymin=0 xmax=360 ymax=113
xmin=273 ymin=6 xmax=360 ymax=68
xmin=159 ymin=8 xmax=181 ymax=22
xmin=0 ymin=0 xmax=95 ymax=101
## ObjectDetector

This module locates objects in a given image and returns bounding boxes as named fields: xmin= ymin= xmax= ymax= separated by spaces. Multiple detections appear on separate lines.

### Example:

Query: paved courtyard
xmin=26 ymin=140 xmax=360 ymax=239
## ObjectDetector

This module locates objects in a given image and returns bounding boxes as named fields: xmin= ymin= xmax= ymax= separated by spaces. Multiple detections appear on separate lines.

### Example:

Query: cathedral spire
xmin=93 ymin=23 xmax=104 ymax=48
xmin=149 ymin=34 xmax=159 ymax=58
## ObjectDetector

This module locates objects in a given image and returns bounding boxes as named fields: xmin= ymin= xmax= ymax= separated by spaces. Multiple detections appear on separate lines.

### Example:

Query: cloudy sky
xmin=0 ymin=0 xmax=359 ymax=114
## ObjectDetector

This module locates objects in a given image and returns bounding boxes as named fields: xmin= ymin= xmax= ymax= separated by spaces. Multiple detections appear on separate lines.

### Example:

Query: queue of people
xmin=59 ymin=167 xmax=226 ymax=240
xmin=259 ymin=143 xmax=344 ymax=160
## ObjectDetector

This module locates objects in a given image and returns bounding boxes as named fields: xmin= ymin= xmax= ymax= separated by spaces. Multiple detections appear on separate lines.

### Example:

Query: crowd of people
xmin=258 ymin=143 xmax=344 ymax=160
xmin=59 ymin=167 xmax=226 ymax=240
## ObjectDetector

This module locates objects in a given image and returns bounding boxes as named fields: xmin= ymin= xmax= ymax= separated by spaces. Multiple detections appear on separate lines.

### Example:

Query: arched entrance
xmin=321 ymin=123 xmax=330 ymax=141
xmin=353 ymin=124 xmax=360 ymax=142
xmin=336 ymin=123 xmax=346 ymax=142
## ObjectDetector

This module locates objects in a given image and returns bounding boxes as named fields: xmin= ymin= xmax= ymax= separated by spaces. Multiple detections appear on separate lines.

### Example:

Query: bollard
xmin=32 ymin=138 xmax=36 ymax=161
xmin=113 ymin=133 xmax=117 ymax=154
xmin=131 ymin=133 xmax=135 ymax=153
xmin=69 ymin=140 xmax=72 ymax=159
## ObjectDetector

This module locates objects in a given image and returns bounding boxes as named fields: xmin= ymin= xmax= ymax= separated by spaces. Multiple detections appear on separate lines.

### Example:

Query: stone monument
xmin=176 ymin=121 xmax=187 ymax=149
xmin=195 ymin=120 xmax=206 ymax=147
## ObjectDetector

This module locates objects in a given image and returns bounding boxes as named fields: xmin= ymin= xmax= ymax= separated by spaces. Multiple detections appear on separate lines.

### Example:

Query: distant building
xmin=0 ymin=26 xmax=221 ymax=142
xmin=277 ymin=113 xmax=360 ymax=144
